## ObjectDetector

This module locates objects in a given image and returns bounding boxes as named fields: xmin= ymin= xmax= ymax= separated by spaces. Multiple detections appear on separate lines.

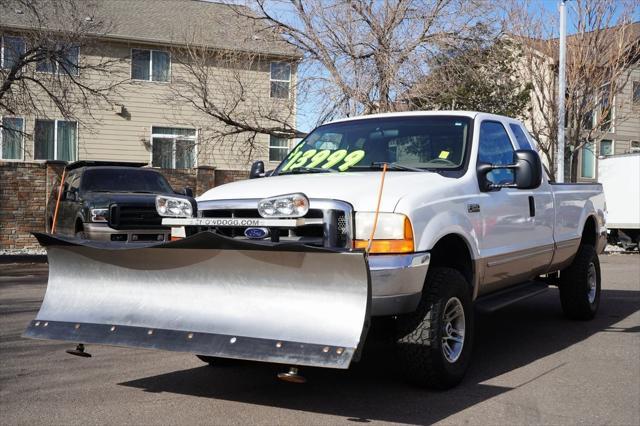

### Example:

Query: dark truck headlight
xmin=155 ymin=195 xmax=193 ymax=218
xmin=91 ymin=208 xmax=109 ymax=222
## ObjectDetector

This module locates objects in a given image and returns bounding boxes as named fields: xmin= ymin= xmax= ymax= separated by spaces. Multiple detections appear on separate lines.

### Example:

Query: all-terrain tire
xmin=395 ymin=267 xmax=474 ymax=390
xmin=559 ymin=244 xmax=601 ymax=320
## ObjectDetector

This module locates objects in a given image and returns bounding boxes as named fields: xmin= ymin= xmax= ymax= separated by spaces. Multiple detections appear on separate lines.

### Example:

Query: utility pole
xmin=557 ymin=0 xmax=567 ymax=182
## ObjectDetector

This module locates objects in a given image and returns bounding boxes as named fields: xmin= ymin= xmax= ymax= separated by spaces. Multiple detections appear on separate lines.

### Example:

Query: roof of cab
xmin=326 ymin=110 xmax=481 ymax=125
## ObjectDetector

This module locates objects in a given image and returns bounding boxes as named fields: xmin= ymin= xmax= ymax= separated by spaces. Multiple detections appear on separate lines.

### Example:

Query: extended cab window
xmin=81 ymin=169 xmax=173 ymax=193
xmin=478 ymin=121 xmax=515 ymax=185
xmin=508 ymin=123 xmax=533 ymax=150
xmin=276 ymin=116 xmax=470 ymax=174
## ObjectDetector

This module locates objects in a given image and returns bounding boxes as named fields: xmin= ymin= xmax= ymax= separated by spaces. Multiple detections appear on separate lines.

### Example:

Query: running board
xmin=475 ymin=281 xmax=549 ymax=314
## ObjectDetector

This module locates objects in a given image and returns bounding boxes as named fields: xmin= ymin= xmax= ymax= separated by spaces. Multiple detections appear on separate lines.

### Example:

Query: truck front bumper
xmin=84 ymin=223 xmax=169 ymax=243
xmin=369 ymin=252 xmax=430 ymax=316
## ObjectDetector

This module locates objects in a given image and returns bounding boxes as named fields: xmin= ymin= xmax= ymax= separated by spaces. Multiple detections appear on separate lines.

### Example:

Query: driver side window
xmin=478 ymin=121 xmax=515 ymax=185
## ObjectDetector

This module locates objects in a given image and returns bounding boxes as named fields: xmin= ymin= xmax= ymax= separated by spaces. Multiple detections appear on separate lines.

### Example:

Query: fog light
xmin=110 ymin=234 xmax=127 ymax=242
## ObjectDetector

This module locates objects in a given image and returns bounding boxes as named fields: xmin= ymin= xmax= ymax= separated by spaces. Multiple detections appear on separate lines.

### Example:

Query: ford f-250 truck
xmin=25 ymin=111 xmax=606 ymax=390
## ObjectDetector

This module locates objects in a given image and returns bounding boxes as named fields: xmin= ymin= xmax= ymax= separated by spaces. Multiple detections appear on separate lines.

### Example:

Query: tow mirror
xmin=249 ymin=160 xmax=265 ymax=179
xmin=513 ymin=150 xmax=542 ymax=189
xmin=477 ymin=149 xmax=542 ymax=192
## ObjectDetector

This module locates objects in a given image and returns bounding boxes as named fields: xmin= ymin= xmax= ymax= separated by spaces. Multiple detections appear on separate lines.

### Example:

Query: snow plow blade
xmin=24 ymin=232 xmax=370 ymax=369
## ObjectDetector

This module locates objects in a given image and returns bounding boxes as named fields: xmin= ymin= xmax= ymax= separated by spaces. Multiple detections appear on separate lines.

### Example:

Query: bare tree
xmin=510 ymin=0 xmax=639 ymax=181
xmin=234 ymin=0 xmax=502 ymax=125
xmin=165 ymin=26 xmax=303 ymax=162
xmin=0 ymin=0 xmax=124 ymax=133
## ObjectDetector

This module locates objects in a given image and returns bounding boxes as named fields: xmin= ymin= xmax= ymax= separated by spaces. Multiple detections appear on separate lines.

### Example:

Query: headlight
xmin=91 ymin=208 xmax=108 ymax=223
xmin=258 ymin=193 xmax=309 ymax=218
xmin=155 ymin=195 xmax=193 ymax=218
xmin=354 ymin=212 xmax=414 ymax=254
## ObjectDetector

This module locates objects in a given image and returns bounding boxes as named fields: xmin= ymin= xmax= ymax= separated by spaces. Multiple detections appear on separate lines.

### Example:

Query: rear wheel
xmin=395 ymin=267 xmax=474 ymax=389
xmin=559 ymin=244 xmax=601 ymax=320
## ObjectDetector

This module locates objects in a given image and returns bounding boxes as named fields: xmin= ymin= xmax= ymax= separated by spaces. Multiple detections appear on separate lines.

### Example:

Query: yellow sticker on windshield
xmin=439 ymin=150 xmax=450 ymax=159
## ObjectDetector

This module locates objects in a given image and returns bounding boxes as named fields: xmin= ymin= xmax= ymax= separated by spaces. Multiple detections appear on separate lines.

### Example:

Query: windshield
xmin=81 ymin=169 xmax=174 ymax=193
xmin=276 ymin=116 xmax=471 ymax=174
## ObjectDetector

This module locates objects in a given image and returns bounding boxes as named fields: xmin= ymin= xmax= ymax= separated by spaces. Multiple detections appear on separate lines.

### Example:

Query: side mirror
xmin=249 ymin=160 xmax=265 ymax=179
xmin=513 ymin=150 xmax=542 ymax=189
xmin=64 ymin=187 xmax=77 ymax=201
xmin=477 ymin=149 xmax=542 ymax=192
xmin=181 ymin=187 xmax=194 ymax=197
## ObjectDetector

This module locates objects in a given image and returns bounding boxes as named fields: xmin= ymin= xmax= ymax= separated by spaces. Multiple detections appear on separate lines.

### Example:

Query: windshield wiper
xmin=369 ymin=162 xmax=427 ymax=172
xmin=280 ymin=167 xmax=337 ymax=175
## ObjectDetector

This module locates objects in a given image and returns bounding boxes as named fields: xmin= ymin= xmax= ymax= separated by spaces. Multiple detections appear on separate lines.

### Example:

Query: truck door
xmin=475 ymin=120 xmax=554 ymax=295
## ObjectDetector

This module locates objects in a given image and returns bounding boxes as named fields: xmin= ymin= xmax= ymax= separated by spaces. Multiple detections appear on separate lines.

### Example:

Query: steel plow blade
xmin=24 ymin=232 xmax=371 ymax=369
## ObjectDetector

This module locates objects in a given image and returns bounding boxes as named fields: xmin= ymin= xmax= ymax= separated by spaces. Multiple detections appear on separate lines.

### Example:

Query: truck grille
xmin=197 ymin=200 xmax=352 ymax=248
xmin=108 ymin=204 xmax=165 ymax=229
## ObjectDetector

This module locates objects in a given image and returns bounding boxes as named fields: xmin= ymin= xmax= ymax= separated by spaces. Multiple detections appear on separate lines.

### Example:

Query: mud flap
xmin=23 ymin=232 xmax=371 ymax=369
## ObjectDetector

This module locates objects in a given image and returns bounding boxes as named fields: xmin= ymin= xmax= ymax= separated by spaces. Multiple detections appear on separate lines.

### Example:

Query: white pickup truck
xmin=25 ymin=111 xmax=607 ymax=390
xmin=180 ymin=111 xmax=607 ymax=387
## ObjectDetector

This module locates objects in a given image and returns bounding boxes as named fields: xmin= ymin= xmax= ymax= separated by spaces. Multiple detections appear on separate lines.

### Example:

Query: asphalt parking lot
xmin=1 ymin=254 xmax=639 ymax=425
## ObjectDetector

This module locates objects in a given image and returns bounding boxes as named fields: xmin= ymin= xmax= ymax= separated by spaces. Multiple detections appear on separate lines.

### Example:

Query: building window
xmin=36 ymin=43 xmax=79 ymax=75
xmin=599 ymin=139 xmax=613 ymax=156
xmin=631 ymin=141 xmax=640 ymax=154
xmin=270 ymin=62 xmax=291 ymax=99
xmin=580 ymin=141 xmax=596 ymax=179
xmin=599 ymin=84 xmax=613 ymax=132
xmin=1 ymin=35 xmax=25 ymax=69
xmin=34 ymin=119 xmax=77 ymax=161
xmin=1 ymin=117 xmax=24 ymax=160
xmin=151 ymin=127 xmax=196 ymax=168
xmin=269 ymin=135 xmax=289 ymax=162
xmin=132 ymin=49 xmax=170 ymax=82
xmin=633 ymin=82 xmax=640 ymax=106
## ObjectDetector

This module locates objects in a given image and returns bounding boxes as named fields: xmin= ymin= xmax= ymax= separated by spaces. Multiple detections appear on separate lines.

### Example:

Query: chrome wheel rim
xmin=587 ymin=262 xmax=597 ymax=304
xmin=442 ymin=297 xmax=465 ymax=363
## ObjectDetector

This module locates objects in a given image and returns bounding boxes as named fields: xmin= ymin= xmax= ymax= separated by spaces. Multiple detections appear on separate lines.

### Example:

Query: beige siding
xmin=7 ymin=39 xmax=297 ymax=171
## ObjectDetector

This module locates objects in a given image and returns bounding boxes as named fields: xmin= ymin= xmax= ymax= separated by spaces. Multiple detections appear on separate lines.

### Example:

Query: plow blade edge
xmin=24 ymin=232 xmax=370 ymax=369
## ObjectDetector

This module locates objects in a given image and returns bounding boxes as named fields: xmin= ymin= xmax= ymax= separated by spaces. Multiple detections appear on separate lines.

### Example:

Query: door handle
xmin=528 ymin=196 xmax=535 ymax=217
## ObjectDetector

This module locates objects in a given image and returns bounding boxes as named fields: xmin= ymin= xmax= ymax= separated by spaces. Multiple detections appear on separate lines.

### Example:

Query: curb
xmin=0 ymin=255 xmax=47 ymax=264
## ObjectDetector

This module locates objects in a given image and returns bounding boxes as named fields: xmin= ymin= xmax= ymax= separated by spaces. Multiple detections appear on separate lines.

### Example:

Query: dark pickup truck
xmin=47 ymin=162 xmax=196 ymax=243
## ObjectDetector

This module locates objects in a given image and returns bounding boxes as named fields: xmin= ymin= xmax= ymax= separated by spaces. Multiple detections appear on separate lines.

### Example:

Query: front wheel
xmin=395 ymin=267 xmax=474 ymax=389
xmin=559 ymin=244 xmax=601 ymax=320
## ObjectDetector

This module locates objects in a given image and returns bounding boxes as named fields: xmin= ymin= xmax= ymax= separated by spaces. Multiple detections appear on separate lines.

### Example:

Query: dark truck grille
xmin=200 ymin=208 xmax=349 ymax=248
xmin=109 ymin=204 xmax=165 ymax=229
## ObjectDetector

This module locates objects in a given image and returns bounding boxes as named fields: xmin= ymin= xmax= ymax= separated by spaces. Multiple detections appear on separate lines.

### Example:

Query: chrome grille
xmin=197 ymin=199 xmax=353 ymax=248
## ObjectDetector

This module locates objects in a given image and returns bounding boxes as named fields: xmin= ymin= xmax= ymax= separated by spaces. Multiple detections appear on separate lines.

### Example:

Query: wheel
xmin=395 ymin=267 xmax=474 ymax=389
xmin=559 ymin=244 xmax=601 ymax=320
xmin=75 ymin=222 xmax=86 ymax=239
xmin=196 ymin=355 xmax=237 ymax=366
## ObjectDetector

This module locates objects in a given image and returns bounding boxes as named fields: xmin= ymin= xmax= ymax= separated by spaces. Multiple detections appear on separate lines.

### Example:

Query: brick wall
xmin=0 ymin=162 xmax=246 ymax=250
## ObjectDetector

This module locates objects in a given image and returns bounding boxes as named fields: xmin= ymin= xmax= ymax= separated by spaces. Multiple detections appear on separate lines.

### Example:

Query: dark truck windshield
xmin=276 ymin=116 xmax=471 ymax=174
xmin=81 ymin=168 xmax=174 ymax=193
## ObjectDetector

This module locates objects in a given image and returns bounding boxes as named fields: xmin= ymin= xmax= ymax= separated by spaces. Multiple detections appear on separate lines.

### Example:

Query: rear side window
xmin=509 ymin=123 xmax=533 ymax=150
xmin=478 ymin=121 xmax=515 ymax=185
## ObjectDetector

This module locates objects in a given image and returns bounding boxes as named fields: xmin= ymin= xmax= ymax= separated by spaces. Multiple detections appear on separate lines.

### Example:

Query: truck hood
xmin=198 ymin=171 xmax=455 ymax=212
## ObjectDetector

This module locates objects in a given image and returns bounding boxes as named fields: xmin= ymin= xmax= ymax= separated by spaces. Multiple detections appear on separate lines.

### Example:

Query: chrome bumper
xmin=84 ymin=223 xmax=169 ymax=243
xmin=369 ymin=252 xmax=430 ymax=316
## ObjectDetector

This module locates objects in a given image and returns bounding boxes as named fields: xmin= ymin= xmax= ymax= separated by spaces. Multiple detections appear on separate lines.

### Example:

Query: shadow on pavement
xmin=120 ymin=288 xmax=639 ymax=425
